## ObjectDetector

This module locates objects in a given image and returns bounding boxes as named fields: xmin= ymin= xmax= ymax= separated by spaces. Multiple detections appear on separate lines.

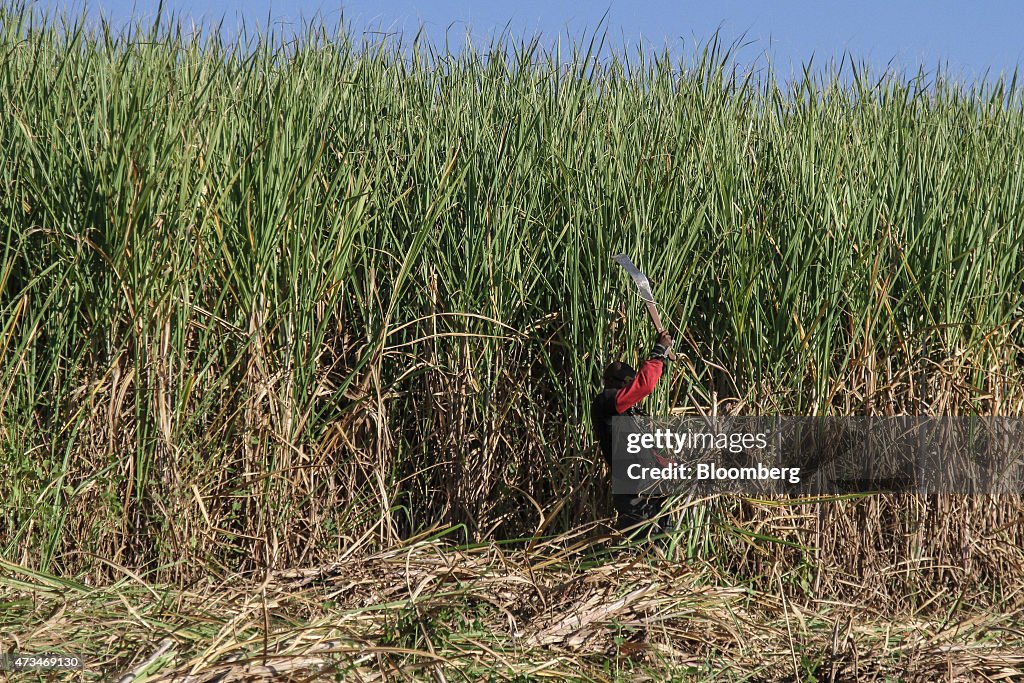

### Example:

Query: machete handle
xmin=644 ymin=301 xmax=678 ymax=361
xmin=661 ymin=344 xmax=679 ymax=363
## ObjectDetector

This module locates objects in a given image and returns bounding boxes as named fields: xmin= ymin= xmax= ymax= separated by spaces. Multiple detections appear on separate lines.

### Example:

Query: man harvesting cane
xmin=591 ymin=331 xmax=674 ymax=530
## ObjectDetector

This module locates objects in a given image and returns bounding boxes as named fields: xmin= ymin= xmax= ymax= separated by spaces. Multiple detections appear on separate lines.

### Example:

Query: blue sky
xmin=49 ymin=1 xmax=1024 ymax=80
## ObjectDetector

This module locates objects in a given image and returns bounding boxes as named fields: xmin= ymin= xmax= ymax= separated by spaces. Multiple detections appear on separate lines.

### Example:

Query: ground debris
xmin=4 ymin=533 xmax=1023 ymax=682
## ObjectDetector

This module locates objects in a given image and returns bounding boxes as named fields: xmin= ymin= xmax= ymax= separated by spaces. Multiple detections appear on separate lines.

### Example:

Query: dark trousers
xmin=613 ymin=495 xmax=670 ymax=533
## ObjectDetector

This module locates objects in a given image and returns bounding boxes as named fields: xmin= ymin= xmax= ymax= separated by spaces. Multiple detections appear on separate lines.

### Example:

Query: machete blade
xmin=612 ymin=253 xmax=677 ymax=362
xmin=611 ymin=253 xmax=655 ymax=303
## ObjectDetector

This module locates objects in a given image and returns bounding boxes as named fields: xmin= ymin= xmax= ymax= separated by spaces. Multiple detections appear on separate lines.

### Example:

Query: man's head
xmin=603 ymin=361 xmax=635 ymax=390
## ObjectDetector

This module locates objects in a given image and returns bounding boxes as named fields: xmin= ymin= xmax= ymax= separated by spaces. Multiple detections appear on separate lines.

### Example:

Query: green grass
xmin=1 ymin=5 xmax=1023 ymax=591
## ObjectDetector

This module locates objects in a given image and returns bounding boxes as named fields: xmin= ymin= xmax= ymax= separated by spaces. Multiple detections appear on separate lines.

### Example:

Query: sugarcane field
xmin=3 ymin=2 xmax=1024 ymax=681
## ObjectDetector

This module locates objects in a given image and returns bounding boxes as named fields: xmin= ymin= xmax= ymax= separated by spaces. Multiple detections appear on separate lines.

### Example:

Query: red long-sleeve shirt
xmin=614 ymin=359 xmax=664 ymax=413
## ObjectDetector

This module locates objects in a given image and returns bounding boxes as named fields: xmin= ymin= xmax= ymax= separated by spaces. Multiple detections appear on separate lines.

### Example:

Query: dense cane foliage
xmin=2 ymin=7 xmax=1024 ymax=584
